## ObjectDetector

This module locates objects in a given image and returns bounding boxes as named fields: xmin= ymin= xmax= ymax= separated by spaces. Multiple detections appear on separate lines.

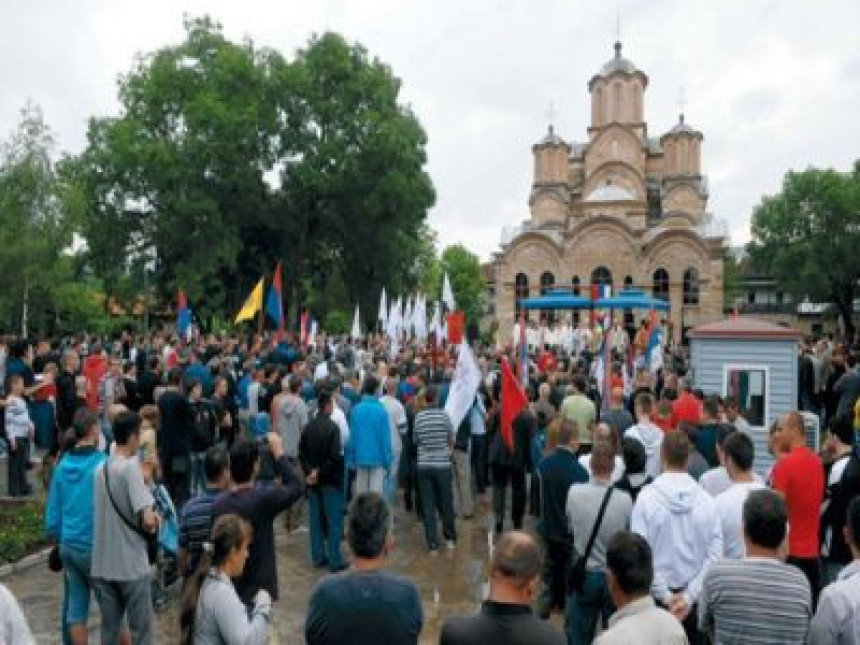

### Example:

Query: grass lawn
xmin=0 ymin=499 xmax=48 ymax=564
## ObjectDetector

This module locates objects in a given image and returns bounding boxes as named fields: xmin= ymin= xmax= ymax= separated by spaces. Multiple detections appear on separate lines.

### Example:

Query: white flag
xmin=351 ymin=305 xmax=361 ymax=340
xmin=415 ymin=294 xmax=427 ymax=341
xmin=444 ymin=343 xmax=482 ymax=430
xmin=378 ymin=288 xmax=387 ymax=328
xmin=442 ymin=273 xmax=456 ymax=311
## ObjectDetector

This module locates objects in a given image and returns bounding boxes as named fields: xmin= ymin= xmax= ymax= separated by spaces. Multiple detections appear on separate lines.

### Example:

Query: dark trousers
xmin=308 ymin=486 xmax=345 ymax=570
xmin=470 ymin=435 xmax=488 ymax=493
xmin=491 ymin=464 xmax=526 ymax=531
xmin=162 ymin=454 xmax=190 ymax=510
xmin=401 ymin=433 xmax=418 ymax=512
xmin=788 ymin=555 xmax=821 ymax=610
xmin=8 ymin=437 xmax=30 ymax=497
xmin=417 ymin=466 xmax=457 ymax=549
xmin=538 ymin=537 xmax=571 ymax=618
xmin=567 ymin=571 xmax=613 ymax=645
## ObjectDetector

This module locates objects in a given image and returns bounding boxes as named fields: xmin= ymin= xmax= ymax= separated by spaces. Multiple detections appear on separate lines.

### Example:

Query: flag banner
xmin=265 ymin=262 xmax=284 ymax=332
xmin=501 ymin=358 xmax=528 ymax=453
xmin=442 ymin=273 xmax=456 ymax=312
xmin=351 ymin=305 xmax=361 ymax=340
xmin=300 ymin=311 xmax=309 ymax=346
xmin=177 ymin=289 xmax=191 ymax=340
xmin=444 ymin=343 xmax=482 ymax=430
xmin=518 ymin=308 xmax=528 ymax=388
xmin=446 ymin=311 xmax=465 ymax=345
xmin=646 ymin=310 xmax=663 ymax=373
xmin=235 ymin=277 xmax=265 ymax=324
xmin=378 ymin=288 xmax=388 ymax=329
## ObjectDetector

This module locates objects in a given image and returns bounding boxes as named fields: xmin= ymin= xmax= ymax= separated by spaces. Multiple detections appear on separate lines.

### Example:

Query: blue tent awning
xmin=520 ymin=290 xmax=592 ymax=310
xmin=594 ymin=288 xmax=671 ymax=311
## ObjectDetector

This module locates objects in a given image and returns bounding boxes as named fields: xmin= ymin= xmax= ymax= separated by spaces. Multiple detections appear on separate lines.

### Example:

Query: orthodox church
xmin=489 ymin=42 xmax=726 ymax=343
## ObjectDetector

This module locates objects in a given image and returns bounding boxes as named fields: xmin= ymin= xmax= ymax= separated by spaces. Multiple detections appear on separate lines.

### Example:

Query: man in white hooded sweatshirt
xmin=624 ymin=393 xmax=662 ymax=480
xmin=631 ymin=431 xmax=722 ymax=645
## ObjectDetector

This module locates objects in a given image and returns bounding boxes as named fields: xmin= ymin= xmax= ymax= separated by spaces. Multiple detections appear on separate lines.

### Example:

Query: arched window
xmin=653 ymin=268 xmax=669 ymax=302
xmin=591 ymin=266 xmax=613 ymax=288
xmin=683 ymin=267 xmax=700 ymax=305
xmin=540 ymin=272 xmax=556 ymax=323
xmin=515 ymin=273 xmax=529 ymax=314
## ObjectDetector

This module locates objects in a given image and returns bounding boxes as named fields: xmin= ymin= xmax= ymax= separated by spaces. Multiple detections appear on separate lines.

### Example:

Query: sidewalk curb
xmin=0 ymin=547 xmax=52 ymax=579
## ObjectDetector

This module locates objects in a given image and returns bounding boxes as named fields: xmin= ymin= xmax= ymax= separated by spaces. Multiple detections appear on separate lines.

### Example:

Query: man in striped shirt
xmin=177 ymin=445 xmax=230 ymax=577
xmin=413 ymin=385 xmax=457 ymax=551
xmin=699 ymin=488 xmax=812 ymax=643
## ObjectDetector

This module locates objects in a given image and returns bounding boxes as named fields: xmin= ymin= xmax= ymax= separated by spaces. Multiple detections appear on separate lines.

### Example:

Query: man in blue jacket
xmin=45 ymin=409 xmax=107 ymax=644
xmin=347 ymin=376 xmax=393 ymax=496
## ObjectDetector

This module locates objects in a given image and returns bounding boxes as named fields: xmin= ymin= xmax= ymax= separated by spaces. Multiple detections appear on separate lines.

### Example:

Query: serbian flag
xmin=646 ymin=309 xmax=663 ymax=373
xmin=177 ymin=289 xmax=191 ymax=341
xmin=300 ymin=310 xmax=310 ymax=347
xmin=265 ymin=262 xmax=285 ymax=340
xmin=501 ymin=358 xmax=528 ymax=453
xmin=517 ymin=308 xmax=528 ymax=388
xmin=447 ymin=310 xmax=465 ymax=345
xmin=590 ymin=283 xmax=612 ymax=327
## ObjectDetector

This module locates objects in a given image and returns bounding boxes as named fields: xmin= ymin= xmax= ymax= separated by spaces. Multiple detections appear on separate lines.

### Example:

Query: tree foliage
xmin=440 ymin=244 xmax=485 ymax=325
xmin=0 ymin=104 xmax=82 ymax=335
xmin=76 ymin=18 xmax=435 ymax=327
xmin=749 ymin=164 xmax=860 ymax=338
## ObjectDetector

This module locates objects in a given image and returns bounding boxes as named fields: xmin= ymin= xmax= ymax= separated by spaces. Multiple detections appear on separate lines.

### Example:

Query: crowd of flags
xmin=175 ymin=265 xmax=465 ymax=351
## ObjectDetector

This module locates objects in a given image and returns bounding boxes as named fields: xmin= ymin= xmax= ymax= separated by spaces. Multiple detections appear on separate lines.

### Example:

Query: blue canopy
xmin=520 ymin=290 xmax=592 ymax=311
xmin=594 ymin=288 xmax=671 ymax=311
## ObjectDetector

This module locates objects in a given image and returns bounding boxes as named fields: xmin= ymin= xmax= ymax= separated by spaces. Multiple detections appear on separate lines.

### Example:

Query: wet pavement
xmin=4 ymin=494 xmax=517 ymax=644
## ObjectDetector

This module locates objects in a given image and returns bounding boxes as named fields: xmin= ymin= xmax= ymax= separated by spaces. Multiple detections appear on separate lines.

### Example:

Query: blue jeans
xmin=567 ymin=570 xmax=612 ymax=645
xmin=308 ymin=485 xmax=345 ymax=570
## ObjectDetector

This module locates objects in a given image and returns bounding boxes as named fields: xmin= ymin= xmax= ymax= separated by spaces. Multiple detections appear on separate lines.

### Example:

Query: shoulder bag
xmin=103 ymin=462 xmax=158 ymax=565
xmin=568 ymin=486 xmax=613 ymax=594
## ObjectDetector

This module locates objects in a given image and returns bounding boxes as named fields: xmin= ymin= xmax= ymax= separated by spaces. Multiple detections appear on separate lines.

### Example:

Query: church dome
xmin=598 ymin=42 xmax=638 ymax=77
xmin=538 ymin=125 xmax=565 ymax=146
xmin=585 ymin=182 xmax=635 ymax=202
xmin=661 ymin=114 xmax=703 ymax=141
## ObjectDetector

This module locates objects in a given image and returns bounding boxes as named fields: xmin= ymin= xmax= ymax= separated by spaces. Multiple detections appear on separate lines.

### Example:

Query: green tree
xmin=749 ymin=164 xmax=860 ymax=338
xmin=0 ymin=104 xmax=78 ymax=335
xmin=275 ymin=32 xmax=435 ymax=324
xmin=440 ymin=244 xmax=484 ymax=324
xmin=76 ymin=19 xmax=435 ymax=328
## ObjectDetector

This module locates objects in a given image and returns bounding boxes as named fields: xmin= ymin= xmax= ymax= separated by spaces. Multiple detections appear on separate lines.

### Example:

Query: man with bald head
xmin=441 ymin=531 xmax=565 ymax=645
xmin=771 ymin=410 xmax=825 ymax=606
xmin=602 ymin=386 xmax=634 ymax=436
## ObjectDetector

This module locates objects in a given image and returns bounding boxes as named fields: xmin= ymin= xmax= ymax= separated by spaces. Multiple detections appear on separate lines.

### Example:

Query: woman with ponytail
xmin=180 ymin=513 xmax=272 ymax=644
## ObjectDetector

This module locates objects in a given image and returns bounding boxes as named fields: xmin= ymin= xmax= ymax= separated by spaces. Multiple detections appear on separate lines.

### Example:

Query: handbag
xmin=103 ymin=462 xmax=158 ymax=565
xmin=568 ymin=486 xmax=614 ymax=594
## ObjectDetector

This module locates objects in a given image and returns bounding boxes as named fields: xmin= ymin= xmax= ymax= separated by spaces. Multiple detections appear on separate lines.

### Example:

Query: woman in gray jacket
xmin=180 ymin=514 xmax=272 ymax=644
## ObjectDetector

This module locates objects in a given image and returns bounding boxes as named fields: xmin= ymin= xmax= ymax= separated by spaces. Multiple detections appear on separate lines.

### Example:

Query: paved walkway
xmin=5 ymin=495 xmax=502 ymax=644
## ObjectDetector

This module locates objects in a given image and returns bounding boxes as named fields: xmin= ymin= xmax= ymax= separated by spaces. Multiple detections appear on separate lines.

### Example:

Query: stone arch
xmin=644 ymin=232 xmax=709 ymax=279
xmin=565 ymin=219 xmax=639 ymax=284
xmin=584 ymin=160 xmax=647 ymax=201
xmin=663 ymin=184 xmax=702 ymax=214
xmin=503 ymin=235 xmax=563 ymax=285
xmin=587 ymin=124 xmax=644 ymax=172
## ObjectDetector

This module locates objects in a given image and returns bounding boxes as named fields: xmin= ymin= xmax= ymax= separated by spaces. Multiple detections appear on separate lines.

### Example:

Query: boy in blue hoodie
xmin=45 ymin=409 xmax=107 ymax=644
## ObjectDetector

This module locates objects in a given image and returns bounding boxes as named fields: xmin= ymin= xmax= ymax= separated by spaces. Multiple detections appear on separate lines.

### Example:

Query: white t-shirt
xmin=714 ymin=480 xmax=766 ymax=559
xmin=330 ymin=405 xmax=350 ymax=456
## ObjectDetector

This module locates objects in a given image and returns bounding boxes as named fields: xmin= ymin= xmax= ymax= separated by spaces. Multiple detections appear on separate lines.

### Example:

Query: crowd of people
xmin=0 ymin=326 xmax=858 ymax=643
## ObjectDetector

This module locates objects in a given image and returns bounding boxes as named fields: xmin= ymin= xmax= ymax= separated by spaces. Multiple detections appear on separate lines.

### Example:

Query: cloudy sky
xmin=2 ymin=0 xmax=859 ymax=261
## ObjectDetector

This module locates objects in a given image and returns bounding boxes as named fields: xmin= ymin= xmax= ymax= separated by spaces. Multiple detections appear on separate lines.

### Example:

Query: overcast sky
xmin=2 ymin=0 xmax=859 ymax=261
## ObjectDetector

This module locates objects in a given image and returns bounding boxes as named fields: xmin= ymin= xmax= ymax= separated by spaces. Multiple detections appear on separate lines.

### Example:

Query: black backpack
xmin=189 ymin=402 xmax=217 ymax=451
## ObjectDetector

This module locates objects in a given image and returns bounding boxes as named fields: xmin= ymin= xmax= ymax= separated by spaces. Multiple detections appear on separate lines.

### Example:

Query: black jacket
xmin=441 ymin=601 xmax=565 ymax=645
xmin=821 ymin=452 xmax=860 ymax=564
xmin=537 ymin=448 xmax=588 ymax=542
xmin=488 ymin=409 xmax=534 ymax=471
xmin=299 ymin=412 xmax=344 ymax=490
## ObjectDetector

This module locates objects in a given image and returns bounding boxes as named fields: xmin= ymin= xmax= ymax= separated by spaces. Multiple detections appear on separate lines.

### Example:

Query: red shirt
xmin=671 ymin=392 xmax=702 ymax=428
xmin=653 ymin=412 xmax=674 ymax=433
xmin=771 ymin=445 xmax=825 ymax=557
